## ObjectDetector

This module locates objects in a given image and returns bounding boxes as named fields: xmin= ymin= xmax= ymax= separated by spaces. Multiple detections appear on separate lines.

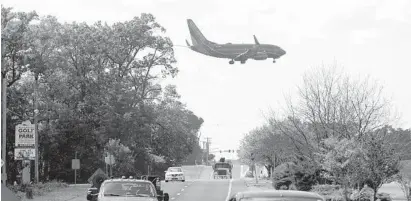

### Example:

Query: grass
xmin=8 ymin=180 xmax=69 ymax=199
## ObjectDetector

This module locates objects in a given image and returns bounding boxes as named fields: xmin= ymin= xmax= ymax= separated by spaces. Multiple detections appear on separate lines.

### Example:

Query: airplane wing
xmin=234 ymin=49 xmax=253 ymax=61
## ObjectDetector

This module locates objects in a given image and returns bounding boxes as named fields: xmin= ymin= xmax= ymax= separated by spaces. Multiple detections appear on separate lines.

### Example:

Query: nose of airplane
xmin=280 ymin=48 xmax=286 ymax=55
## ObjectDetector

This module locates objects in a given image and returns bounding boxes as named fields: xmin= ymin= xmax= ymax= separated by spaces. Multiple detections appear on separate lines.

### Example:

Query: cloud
xmin=376 ymin=0 xmax=411 ymax=22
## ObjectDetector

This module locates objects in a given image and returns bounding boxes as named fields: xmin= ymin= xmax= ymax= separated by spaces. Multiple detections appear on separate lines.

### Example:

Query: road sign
xmin=14 ymin=148 xmax=35 ymax=160
xmin=72 ymin=159 xmax=80 ymax=169
xmin=88 ymin=168 xmax=106 ymax=184
xmin=15 ymin=121 xmax=35 ymax=147
xmin=104 ymin=154 xmax=115 ymax=165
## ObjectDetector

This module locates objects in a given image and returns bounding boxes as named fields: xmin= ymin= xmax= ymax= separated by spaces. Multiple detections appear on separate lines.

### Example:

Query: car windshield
xmin=168 ymin=168 xmax=182 ymax=172
xmin=101 ymin=182 xmax=155 ymax=197
xmin=241 ymin=197 xmax=323 ymax=201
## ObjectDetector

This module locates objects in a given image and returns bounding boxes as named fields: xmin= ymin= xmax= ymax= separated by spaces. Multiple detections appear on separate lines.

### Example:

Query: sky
xmin=2 ymin=0 xmax=411 ymax=156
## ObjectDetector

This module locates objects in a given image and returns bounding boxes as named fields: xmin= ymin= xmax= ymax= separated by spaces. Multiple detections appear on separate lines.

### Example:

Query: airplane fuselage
xmin=191 ymin=43 xmax=284 ymax=61
xmin=186 ymin=19 xmax=286 ymax=64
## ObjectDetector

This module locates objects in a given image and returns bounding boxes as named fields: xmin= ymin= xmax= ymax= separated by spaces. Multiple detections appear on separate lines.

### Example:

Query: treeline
xmin=1 ymin=6 xmax=204 ymax=183
xmin=238 ymin=66 xmax=411 ymax=200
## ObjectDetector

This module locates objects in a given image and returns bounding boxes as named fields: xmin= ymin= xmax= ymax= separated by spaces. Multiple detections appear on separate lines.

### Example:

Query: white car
xmin=165 ymin=167 xmax=185 ymax=182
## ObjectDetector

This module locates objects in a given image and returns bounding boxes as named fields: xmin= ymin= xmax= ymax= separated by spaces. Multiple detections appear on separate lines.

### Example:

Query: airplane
xmin=185 ymin=19 xmax=286 ymax=64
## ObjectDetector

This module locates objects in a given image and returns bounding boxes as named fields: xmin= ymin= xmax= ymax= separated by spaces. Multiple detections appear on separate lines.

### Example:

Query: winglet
xmin=253 ymin=35 xmax=260 ymax=45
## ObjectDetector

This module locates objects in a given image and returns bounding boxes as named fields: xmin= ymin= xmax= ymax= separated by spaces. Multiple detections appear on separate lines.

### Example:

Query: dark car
xmin=228 ymin=190 xmax=326 ymax=201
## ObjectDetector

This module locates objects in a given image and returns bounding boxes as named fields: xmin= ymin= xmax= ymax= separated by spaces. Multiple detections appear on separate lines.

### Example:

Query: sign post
xmin=104 ymin=154 xmax=115 ymax=178
xmin=15 ymin=121 xmax=36 ymax=183
xmin=72 ymin=152 xmax=80 ymax=185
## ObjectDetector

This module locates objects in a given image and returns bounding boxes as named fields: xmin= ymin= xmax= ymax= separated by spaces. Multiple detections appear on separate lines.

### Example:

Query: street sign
xmin=88 ymin=168 xmax=106 ymax=184
xmin=15 ymin=121 xmax=35 ymax=147
xmin=72 ymin=159 xmax=80 ymax=169
xmin=14 ymin=148 xmax=35 ymax=160
xmin=104 ymin=154 xmax=115 ymax=165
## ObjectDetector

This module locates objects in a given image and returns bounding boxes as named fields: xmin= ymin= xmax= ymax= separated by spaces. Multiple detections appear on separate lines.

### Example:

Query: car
xmin=164 ymin=167 xmax=185 ymax=182
xmin=87 ymin=176 xmax=169 ymax=201
xmin=228 ymin=190 xmax=326 ymax=201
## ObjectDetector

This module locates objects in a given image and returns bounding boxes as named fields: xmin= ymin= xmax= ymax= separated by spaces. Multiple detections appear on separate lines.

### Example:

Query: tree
xmin=105 ymin=139 xmax=137 ymax=176
xmin=397 ymin=160 xmax=411 ymax=201
xmin=360 ymin=130 xmax=401 ymax=201
xmin=273 ymin=65 xmax=395 ymax=164
xmin=3 ymin=8 xmax=203 ymax=184
xmin=1 ymin=6 xmax=38 ymax=86
xmin=319 ymin=136 xmax=363 ymax=200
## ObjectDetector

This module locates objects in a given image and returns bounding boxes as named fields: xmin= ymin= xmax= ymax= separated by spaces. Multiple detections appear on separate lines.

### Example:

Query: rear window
xmin=241 ymin=197 xmax=323 ymax=201
xmin=168 ymin=168 xmax=182 ymax=172
xmin=101 ymin=182 xmax=155 ymax=197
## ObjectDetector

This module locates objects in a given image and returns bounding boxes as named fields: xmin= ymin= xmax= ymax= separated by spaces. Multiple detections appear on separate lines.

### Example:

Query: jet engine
xmin=253 ymin=52 xmax=268 ymax=60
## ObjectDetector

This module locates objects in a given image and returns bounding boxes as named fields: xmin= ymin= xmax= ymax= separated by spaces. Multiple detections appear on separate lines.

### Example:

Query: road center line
xmin=225 ymin=179 xmax=233 ymax=201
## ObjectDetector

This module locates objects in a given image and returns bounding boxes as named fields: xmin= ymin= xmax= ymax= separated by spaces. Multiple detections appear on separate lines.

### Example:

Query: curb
xmin=68 ymin=184 xmax=90 ymax=187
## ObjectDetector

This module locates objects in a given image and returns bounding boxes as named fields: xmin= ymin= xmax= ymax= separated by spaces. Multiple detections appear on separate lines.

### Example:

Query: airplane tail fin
xmin=187 ymin=19 xmax=209 ymax=45
xmin=253 ymin=35 xmax=260 ymax=45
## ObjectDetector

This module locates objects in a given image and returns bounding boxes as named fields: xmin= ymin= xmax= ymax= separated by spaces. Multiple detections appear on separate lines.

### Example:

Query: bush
xmin=245 ymin=171 xmax=254 ymax=178
xmin=272 ymin=161 xmax=318 ymax=191
xmin=31 ymin=180 xmax=69 ymax=196
xmin=11 ymin=180 xmax=68 ymax=196
xmin=376 ymin=192 xmax=392 ymax=201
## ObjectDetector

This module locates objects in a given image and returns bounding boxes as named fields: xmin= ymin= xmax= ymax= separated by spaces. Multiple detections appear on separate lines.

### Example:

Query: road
xmin=162 ymin=162 xmax=250 ymax=201
xmin=21 ymin=163 xmax=251 ymax=201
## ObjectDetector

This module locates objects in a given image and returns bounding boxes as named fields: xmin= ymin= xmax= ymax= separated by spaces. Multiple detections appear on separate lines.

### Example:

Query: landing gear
xmin=229 ymin=60 xmax=234 ymax=64
xmin=240 ymin=60 xmax=246 ymax=64
xmin=273 ymin=59 xmax=276 ymax=63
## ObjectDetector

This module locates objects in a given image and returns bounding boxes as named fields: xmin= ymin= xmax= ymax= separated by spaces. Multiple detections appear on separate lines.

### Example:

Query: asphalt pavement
xmin=18 ymin=164 xmax=254 ymax=201
xmin=161 ymin=163 xmax=251 ymax=201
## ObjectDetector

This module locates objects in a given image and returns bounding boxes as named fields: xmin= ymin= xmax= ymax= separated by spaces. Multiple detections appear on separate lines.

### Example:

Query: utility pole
xmin=34 ymin=73 xmax=39 ymax=183
xmin=74 ymin=152 xmax=77 ymax=185
xmin=1 ymin=38 xmax=7 ymax=184
xmin=205 ymin=137 xmax=211 ymax=165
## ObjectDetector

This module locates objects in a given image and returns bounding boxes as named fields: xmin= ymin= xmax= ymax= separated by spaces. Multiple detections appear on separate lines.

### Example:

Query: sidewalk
xmin=20 ymin=184 xmax=90 ymax=201
xmin=243 ymin=177 xmax=274 ymax=191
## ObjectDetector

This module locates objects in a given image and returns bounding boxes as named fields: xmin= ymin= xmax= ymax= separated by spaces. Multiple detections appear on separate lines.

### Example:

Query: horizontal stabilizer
xmin=253 ymin=35 xmax=260 ymax=45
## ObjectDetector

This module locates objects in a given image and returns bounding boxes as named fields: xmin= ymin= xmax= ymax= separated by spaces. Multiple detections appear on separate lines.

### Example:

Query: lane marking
xmin=171 ymin=198 xmax=175 ymax=200
xmin=177 ymin=193 xmax=181 ymax=196
xmin=181 ymin=189 xmax=184 ymax=191
xmin=225 ymin=179 xmax=233 ymax=201
xmin=184 ymin=185 xmax=188 ymax=187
